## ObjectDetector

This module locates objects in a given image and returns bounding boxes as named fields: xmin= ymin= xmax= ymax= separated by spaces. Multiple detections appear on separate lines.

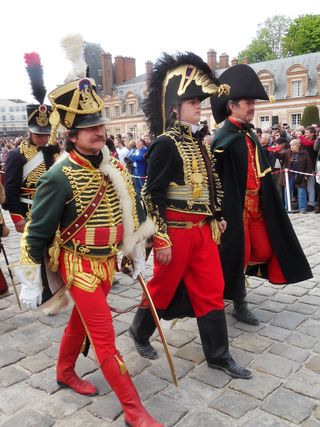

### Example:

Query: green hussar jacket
xmin=22 ymin=148 xmax=152 ymax=265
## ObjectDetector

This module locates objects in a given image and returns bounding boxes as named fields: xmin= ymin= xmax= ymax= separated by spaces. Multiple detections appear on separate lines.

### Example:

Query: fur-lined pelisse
xmin=143 ymin=52 xmax=220 ymax=138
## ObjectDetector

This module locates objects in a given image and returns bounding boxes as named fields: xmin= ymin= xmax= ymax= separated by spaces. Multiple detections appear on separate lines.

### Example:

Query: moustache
xmin=92 ymin=137 xmax=106 ymax=143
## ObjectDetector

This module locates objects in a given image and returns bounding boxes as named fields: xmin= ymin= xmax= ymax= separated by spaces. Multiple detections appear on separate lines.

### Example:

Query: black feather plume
xmin=24 ymin=52 xmax=46 ymax=104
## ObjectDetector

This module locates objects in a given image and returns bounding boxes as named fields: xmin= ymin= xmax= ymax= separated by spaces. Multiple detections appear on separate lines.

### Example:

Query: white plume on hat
xmin=60 ymin=33 xmax=87 ymax=82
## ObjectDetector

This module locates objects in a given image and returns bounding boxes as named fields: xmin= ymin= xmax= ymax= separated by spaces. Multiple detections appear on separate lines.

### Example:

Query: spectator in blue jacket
xmin=127 ymin=138 xmax=148 ymax=197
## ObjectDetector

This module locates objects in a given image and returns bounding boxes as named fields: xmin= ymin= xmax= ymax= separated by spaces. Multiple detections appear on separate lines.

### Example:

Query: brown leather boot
xmin=101 ymin=352 xmax=163 ymax=427
xmin=56 ymin=330 xmax=97 ymax=396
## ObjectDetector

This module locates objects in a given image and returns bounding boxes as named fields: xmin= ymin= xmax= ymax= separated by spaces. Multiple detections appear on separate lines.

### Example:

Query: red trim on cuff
xmin=154 ymin=235 xmax=172 ymax=250
xmin=10 ymin=213 xmax=24 ymax=223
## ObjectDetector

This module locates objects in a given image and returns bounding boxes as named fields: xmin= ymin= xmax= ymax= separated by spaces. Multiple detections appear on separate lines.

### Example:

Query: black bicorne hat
xmin=210 ymin=64 xmax=269 ymax=124
xmin=24 ymin=52 xmax=52 ymax=134
xmin=143 ymin=52 xmax=230 ymax=138
xmin=48 ymin=78 xmax=106 ymax=130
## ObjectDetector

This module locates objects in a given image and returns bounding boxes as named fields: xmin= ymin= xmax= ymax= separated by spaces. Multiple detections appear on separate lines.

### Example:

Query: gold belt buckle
xmin=185 ymin=221 xmax=193 ymax=229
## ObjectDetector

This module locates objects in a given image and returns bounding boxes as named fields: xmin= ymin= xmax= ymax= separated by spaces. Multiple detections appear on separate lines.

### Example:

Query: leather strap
xmin=60 ymin=177 xmax=107 ymax=245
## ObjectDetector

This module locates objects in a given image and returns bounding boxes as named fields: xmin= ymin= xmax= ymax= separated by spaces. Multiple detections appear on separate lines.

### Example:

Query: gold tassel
xmin=115 ymin=354 xmax=127 ymax=375
xmin=67 ymin=239 xmax=80 ymax=288
xmin=210 ymin=219 xmax=221 ymax=245
xmin=48 ymin=230 xmax=62 ymax=272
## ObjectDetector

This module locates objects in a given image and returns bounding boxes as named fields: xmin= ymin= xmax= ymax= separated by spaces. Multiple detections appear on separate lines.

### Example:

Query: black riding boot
xmin=129 ymin=307 xmax=161 ymax=360
xmin=197 ymin=309 xmax=252 ymax=379
xmin=233 ymin=299 xmax=260 ymax=326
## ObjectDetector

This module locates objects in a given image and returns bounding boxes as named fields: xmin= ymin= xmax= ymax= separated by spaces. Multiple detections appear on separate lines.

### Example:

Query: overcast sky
xmin=2 ymin=0 xmax=319 ymax=102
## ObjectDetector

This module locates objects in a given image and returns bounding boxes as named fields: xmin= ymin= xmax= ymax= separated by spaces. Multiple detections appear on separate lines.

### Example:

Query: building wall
xmin=0 ymin=99 xmax=28 ymax=137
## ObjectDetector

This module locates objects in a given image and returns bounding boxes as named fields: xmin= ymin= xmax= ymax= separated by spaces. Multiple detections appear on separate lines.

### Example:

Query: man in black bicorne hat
xmin=210 ymin=64 xmax=312 ymax=325
xmin=129 ymin=52 xmax=253 ymax=379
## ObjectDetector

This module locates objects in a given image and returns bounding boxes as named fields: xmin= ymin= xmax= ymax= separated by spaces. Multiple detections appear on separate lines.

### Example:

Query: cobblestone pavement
xmin=0 ymin=211 xmax=319 ymax=427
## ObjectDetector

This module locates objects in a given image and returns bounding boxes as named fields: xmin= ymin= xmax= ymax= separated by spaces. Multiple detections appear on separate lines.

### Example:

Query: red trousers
xmin=244 ymin=194 xmax=285 ymax=283
xmin=146 ymin=211 xmax=225 ymax=317
xmin=59 ymin=250 xmax=116 ymax=365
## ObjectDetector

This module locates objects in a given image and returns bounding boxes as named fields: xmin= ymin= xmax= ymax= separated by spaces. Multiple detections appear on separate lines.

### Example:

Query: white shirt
xmin=117 ymin=146 xmax=129 ymax=165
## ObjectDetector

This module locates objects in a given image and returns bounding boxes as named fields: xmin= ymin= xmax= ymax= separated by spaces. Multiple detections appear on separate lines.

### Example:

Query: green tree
xmin=238 ymin=15 xmax=292 ymax=63
xmin=301 ymin=105 xmax=320 ymax=127
xmin=283 ymin=15 xmax=320 ymax=56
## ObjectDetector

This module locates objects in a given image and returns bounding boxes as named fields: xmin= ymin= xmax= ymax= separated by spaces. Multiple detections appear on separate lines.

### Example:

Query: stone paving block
xmin=113 ymin=319 xmax=129 ymax=336
xmin=298 ymin=319 xmax=320 ymax=338
xmin=260 ymin=300 xmax=288 ymax=312
xmin=27 ymin=367 xmax=61 ymax=394
xmin=0 ymin=348 xmax=25 ymax=368
xmin=43 ymin=342 xmax=59 ymax=360
xmin=251 ymin=308 xmax=278 ymax=323
xmin=149 ymin=355 xmax=193 ymax=382
xmin=285 ymin=368 xmax=320 ymax=399
xmin=231 ymin=333 xmax=272 ymax=353
xmin=54 ymin=409 xmax=105 ymax=426
xmin=227 ymin=325 xmax=244 ymax=338
xmin=302 ymin=417 xmax=320 ymax=427
xmin=300 ymin=295 xmax=320 ymax=306
xmin=312 ymin=310 xmax=320 ymax=321
xmin=270 ymin=293 xmax=298 ymax=304
xmin=287 ymin=302 xmax=318 ymax=315
xmin=87 ymin=392 xmax=122 ymax=422
xmin=20 ymin=353 xmax=55 ymax=373
xmin=46 ymin=327 xmax=65 ymax=343
xmin=229 ymin=371 xmax=281 ymax=400
xmin=175 ymin=341 xmax=205 ymax=364
xmin=252 ymin=352 xmax=299 ymax=378
xmin=232 ymin=321 xmax=264 ymax=333
xmin=75 ymin=354 xmax=98 ymax=377
xmin=0 ymin=409 xmax=55 ymax=427
xmin=0 ymin=299 xmax=11 ymax=310
xmin=306 ymin=355 xmax=320 ymax=374
xmin=246 ymin=293 xmax=269 ymax=304
xmin=123 ymin=351 xmax=151 ymax=376
xmin=118 ymin=288 xmax=142 ymax=299
xmin=210 ymin=389 xmax=258 ymax=419
xmin=141 ymin=393 xmax=188 ymax=426
xmin=313 ymin=343 xmax=320 ymax=354
xmin=190 ymin=363 xmax=231 ymax=388
xmin=0 ymin=309 xmax=15 ymax=321
xmin=287 ymin=331 xmax=318 ymax=349
xmin=132 ymin=372 xmax=168 ymax=401
xmin=0 ymin=320 xmax=17 ymax=334
xmin=315 ymin=404 xmax=320 ymax=420
xmin=240 ymin=410 xmax=295 ymax=426
xmin=163 ymin=376 xmax=220 ymax=405
xmin=0 ymin=365 xmax=29 ymax=387
xmin=39 ymin=313 xmax=69 ymax=328
xmin=254 ymin=286 xmax=278 ymax=296
xmin=175 ymin=410 xmax=229 ymax=427
xmin=259 ymin=325 xmax=291 ymax=341
xmin=0 ymin=383 xmax=45 ymax=414
xmin=16 ymin=338 xmax=52 ymax=356
xmin=271 ymin=311 xmax=305 ymax=330
xmin=43 ymin=389 xmax=93 ymax=419
xmin=115 ymin=334 xmax=136 ymax=355
xmin=282 ymin=285 xmax=309 ymax=297
xmin=157 ymin=328 xmax=197 ymax=348
xmin=8 ymin=311 xmax=39 ymax=329
xmin=269 ymin=341 xmax=310 ymax=363
xmin=261 ymin=388 xmax=315 ymax=424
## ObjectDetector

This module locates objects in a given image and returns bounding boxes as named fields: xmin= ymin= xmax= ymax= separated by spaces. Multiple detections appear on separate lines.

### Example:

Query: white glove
xmin=13 ymin=264 xmax=43 ymax=310
xmin=130 ymin=244 xmax=146 ymax=280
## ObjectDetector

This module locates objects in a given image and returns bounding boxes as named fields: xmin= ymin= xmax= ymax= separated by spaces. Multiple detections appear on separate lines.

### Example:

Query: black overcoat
xmin=211 ymin=119 xmax=312 ymax=301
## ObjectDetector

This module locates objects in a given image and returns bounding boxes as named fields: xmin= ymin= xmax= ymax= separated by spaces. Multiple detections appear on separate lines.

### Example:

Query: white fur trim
xmin=99 ymin=147 xmax=154 ymax=254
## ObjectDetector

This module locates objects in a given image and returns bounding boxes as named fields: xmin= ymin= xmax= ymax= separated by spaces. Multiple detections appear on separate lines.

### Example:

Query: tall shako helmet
xmin=47 ymin=34 xmax=106 ymax=145
xmin=210 ymin=63 xmax=269 ymax=124
xmin=143 ymin=51 xmax=230 ymax=139
xmin=24 ymin=52 xmax=51 ymax=135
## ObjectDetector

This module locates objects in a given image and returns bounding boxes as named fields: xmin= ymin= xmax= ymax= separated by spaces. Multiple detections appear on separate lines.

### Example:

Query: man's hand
xmin=218 ymin=219 xmax=227 ymax=233
xmin=13 ymin=264 xmax=42 ymax=310
xmin=155 ymin=247 xmax=172 ymax=265
xmin=130 ymin=244 xmax=146 ymax=279
xmin=15 ymin=219 xmax=25 ymax=233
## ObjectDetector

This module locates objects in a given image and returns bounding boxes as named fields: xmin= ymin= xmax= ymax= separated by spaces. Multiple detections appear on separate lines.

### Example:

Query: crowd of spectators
xmin=253 ymin=122 xmax=320 ymax=214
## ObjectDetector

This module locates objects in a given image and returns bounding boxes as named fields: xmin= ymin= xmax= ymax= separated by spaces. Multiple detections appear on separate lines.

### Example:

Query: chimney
xmin=101 ymin=52 xmax=113 ymax=96
xmin=207 ymin=49 xmax=217 ymax=71
xmin=231 ymin=57 xmax=238 ymax=66
xmin=242 ymin=56 xmax=249 ymax=64
xmin=124 ymin=57 xmax=136 ymax=82
xmin=219 ymin=53 xmax=230 ymax=69
xmin=115 ymin=56 xmax=125 ymax=85
xmin=145 ymin=61 xmax=153 ymax=82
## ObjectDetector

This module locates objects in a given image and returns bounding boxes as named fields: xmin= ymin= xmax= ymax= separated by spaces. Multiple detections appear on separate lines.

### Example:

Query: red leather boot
xmin=101 ymin=352 xmax=163 ymax=427
xmin=56 ymin=330 xmax=97 ymax=396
